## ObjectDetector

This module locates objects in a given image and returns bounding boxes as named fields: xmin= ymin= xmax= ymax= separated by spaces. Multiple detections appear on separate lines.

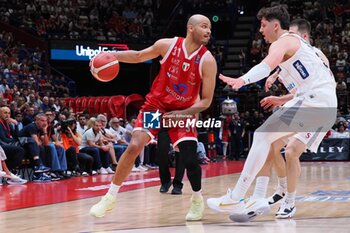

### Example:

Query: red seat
xmin=75 ymin=96 xmax=89 ymax=112
xmin=81 ymin=97 xmax=90 ymax=113
xmin=64 ymin=97 xmax=71 ymax=107
xmin=94 ymin=96 xmax=105 ymax=114
xmin=75 ymin=97 xmax=83 ymax=113
xmin=108 ymin=95 xmax=126 ymax=118
xmin=124 ymin=93 xmax=144 ymax=119
xmin=99 ymin=97 xmax=110 ymax=115
xmin=66 ymin=97 xmax=77 ymax=112
xmin=87 ymin=97 xmax=97 ymax=114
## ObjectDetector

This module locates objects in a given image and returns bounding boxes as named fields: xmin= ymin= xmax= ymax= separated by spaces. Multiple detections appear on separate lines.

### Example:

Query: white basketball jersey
xmin=277 ymin=33 xmax=336 ymax=105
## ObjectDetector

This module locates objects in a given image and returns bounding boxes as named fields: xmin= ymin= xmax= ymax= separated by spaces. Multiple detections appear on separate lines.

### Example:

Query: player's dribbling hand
xmin=260 ymin=96 xmax=283 ymax=112
xmin=219 ymin=74 xmax=245 ymax=90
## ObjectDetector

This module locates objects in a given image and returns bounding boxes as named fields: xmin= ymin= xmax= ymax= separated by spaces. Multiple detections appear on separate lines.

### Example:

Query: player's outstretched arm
xmin=111 ymin=38 xmax=174 ymax=63
xmin=219 ymin=37 xmax=292 ymax=89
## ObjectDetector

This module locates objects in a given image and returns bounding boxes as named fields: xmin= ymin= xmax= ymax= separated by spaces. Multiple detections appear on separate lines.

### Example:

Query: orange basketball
xmin=90 ymin=52 xmax=119 ymax=82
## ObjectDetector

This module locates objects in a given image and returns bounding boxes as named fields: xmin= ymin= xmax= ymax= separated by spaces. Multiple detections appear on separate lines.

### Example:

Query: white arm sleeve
xmin=241 ymin=61 xmax=271 ymax=85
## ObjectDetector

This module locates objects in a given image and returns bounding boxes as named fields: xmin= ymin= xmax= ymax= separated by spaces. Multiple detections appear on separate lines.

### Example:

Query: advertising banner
xmin=50 ymin=40 xmax=151 ymax=63
xmin=300 ymin=138 xmax=350 ymax=161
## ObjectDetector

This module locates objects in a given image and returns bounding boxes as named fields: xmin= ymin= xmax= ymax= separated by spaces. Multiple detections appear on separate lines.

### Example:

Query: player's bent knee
xmin=125 ymin=143 xmax=143 ymax=157
xmin=284 ymin=145 xmax=300 ymax=160
xmin=265 ymin=152 xmax=275 ymax=163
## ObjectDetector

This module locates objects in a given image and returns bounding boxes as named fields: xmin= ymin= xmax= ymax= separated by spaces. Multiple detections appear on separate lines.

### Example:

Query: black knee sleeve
xmin=178 ymin=140 xmax=202 ymax=192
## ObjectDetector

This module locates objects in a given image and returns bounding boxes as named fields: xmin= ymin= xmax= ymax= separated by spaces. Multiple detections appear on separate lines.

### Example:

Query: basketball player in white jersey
xmin=229 ymin=18 xmax=332 ymax=222
xmin=207 ymin=5 xmax=337 ymax=220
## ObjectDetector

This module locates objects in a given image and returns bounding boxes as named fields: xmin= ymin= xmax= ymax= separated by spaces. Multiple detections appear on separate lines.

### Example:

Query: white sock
xmin=229 ymin=127 xmax=290 ymax=201
xmin=230 ymin=173 xmax=255 ymax=201
xmin=107 ymin=183 xmax=121 ymax=197
xmin=230 ymin=132 xmax=274 ymax=200
xmin=252 ymin=176 xmax=270 ymax=199
xmin=285 ymin=191 xmax=296 ymax=205
xmin=278 ymin=176 xmax=287 ymax=190
xmin=192 ymin=190 xmax=202 ymax=198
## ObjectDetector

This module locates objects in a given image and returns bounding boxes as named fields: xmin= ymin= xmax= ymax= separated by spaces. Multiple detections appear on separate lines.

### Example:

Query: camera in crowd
xmin=60 ymin=118 xmax=76 ymax=134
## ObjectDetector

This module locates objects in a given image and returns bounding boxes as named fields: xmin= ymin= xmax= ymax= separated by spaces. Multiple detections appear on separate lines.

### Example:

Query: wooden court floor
xmin=0 ymin=161 xmax=349 ymax=233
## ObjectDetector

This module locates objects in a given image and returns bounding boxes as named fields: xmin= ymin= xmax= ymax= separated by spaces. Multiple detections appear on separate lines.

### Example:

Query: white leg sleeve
xmin=231 ymin=130 xmax=293 ymax=200
xmin=222 ymin=142 xmax=228 ymax=156
xmin=139 ymin=147 xmax=145 ymax=164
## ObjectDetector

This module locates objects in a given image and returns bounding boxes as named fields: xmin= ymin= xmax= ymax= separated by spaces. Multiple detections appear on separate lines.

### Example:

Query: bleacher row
xmin=64 ymin=93 xmax=145 ymax=119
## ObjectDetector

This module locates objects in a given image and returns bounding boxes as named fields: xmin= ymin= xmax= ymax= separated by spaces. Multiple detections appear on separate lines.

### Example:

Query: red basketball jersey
xmin=222 ymin=116 xmax=233 ymax=142
xmin=143 ymin=37 xmax=210 ymax=112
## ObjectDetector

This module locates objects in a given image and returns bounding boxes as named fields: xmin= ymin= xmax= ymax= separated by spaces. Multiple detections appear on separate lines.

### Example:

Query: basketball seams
xmin=93 ymin=60 xmax=119 ymax=73
xmin=90 ymin=52 xmax=120 ymax=82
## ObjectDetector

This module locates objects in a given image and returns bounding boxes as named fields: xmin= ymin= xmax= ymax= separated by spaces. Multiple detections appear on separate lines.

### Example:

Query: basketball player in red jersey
xmin=90 ymin=14 xmax=217 ymax=221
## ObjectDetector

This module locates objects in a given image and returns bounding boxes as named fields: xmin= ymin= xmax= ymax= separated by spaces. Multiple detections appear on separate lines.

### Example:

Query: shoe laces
xmin=102 ymin=194 xmax=115 ymax=203
xmin=278 ymin=201 xmax=293 ymax=212
xmin=190 ymin=198 xmax=203 ymax=212
xmin=224 ymin=188 xmax=244 ymax=202
xmin=224 ymin=188 xmax=233 ymax=199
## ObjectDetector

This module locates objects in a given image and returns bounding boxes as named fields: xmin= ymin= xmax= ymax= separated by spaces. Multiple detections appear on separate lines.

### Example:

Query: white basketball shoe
xmin=275 ymin=201 xmax=296 ymax=219
xmin=89 ymin=193 xmax=116 ymax=217
xmin=229 ymin=197 xmax=270 ymax=222
xmin=207 ymin=189 xmax=245 ymax=213
xmin=186 ymin=195 xmax=205 ymax=221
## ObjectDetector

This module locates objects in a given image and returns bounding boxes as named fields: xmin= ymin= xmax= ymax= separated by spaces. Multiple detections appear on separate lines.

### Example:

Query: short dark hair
xmin=44 ymin=109 xmax=53 ymax=114
xmin=290 ymin=18 xmax=311 ymax=36
xmin=15 ymin=112 xmax=22 ymax=117
xmin=257 ymin=5 xmax=290 ymax=30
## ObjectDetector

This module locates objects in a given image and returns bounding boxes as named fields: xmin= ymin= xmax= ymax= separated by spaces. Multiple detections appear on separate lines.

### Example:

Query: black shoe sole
xmin=171 ymin=189 xmax=182 ymax=195
xmin=159 ymin=182 xmax=172 ymax=193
